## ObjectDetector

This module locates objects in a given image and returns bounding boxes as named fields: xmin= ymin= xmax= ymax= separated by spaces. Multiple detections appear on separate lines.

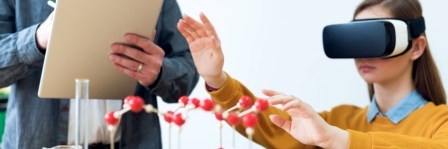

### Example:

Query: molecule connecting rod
xmin=104 ymin=95 xmax=269 ymax=149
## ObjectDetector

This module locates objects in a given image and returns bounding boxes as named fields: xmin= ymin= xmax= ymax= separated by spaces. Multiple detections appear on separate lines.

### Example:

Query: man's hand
xmin=36 ymin=11 xmax=55 ymax=50
xmin=109 ymin=32 xmax=165 ymax=86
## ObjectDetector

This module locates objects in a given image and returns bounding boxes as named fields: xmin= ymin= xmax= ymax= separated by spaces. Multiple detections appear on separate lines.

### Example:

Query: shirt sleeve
xmin=144 ymin=0 xmax=199 ymax=103
xmin=0 ymin=0 xmax=46 ymax=88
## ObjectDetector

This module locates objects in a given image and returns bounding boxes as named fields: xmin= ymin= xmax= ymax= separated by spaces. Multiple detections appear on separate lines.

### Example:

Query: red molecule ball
xmin=201 ymin=99 xmax=215 ymax=111
xmin=173 ymin=113 xmax=186 ymax=126
xmin=242 ymin=113 xmax=258 ymax=128
xmin=255 ymin=99 xmax=269 ymax=112
xmin=123 ymin=96 xmax=132 ymax=105
xmin=178 ymin=96 xmax=189 ymax=106
xmin=190 ymin=98 xmax=200 ymax=108
xmin=215 ymin=111 xmax=224 ymax=121
xmin=227 ymin=112 xmax=240 ymax=125
xmin=163 ymin=111 xmax=174 ymax=123
xmin=124 ymin=95 xmax=144 ymax=112
xmin=239 ymin=95 xmax=252 ymax=109
xmin=104 ymin=111 xmax=119 ymax=125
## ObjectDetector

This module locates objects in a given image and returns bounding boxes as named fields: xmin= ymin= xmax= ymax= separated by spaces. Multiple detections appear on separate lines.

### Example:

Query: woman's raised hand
xmin=177 ymin=13 xmax=226 ymax=88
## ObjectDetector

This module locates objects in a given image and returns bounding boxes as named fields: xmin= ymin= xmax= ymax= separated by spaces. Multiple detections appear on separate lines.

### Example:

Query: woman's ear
xmin=410 ymin=35 xmax=427 ymax=61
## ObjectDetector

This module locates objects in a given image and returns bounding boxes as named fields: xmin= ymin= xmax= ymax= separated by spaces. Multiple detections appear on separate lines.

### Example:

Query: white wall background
xmin=157 ymin=1 xmax=448 ymax=148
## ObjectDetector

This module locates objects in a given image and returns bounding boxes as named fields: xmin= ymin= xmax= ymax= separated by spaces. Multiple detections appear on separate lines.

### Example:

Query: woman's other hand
xmin=263 ymin=89 xmax=349 ymax=149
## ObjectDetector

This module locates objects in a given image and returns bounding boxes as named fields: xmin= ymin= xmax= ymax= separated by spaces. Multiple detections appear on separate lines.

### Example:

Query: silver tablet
xmin=38 ymin=0 xmax=164 ymax=99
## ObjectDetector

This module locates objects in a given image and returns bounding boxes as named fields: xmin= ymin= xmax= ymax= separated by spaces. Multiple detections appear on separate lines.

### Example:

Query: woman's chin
xmin=361 ymin=76 xmax=380 ymax=84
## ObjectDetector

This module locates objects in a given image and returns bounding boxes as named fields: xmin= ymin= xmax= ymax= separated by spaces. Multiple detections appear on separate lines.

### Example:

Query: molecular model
xmin=104 ymin=95 xmax=269 ymax=149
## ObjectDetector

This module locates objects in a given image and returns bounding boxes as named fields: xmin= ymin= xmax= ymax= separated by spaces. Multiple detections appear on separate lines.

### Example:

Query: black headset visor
xmin=322 ymin=17 xmax=425 ymax=58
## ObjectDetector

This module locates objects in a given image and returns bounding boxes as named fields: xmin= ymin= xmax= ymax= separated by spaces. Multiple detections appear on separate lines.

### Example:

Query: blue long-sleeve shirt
xmin=0 ymin=0 xmax=199 ymax=148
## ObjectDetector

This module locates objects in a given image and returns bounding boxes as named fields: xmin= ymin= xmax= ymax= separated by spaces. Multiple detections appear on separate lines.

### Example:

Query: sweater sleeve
xmin=347 ymin=129 xmax=448 ymax=149
xmin=208 ymin=72 xmax=323 ymax=149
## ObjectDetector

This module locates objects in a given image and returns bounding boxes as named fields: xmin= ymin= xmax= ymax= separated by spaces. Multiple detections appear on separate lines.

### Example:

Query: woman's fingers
xmin=179 ymin=12 xmax=220 ymax=42
xmin=178 ymin=19 xmax=200 ymax=39
xmin=199 ymin=12 xmax=220 ymax=41
xmin=269 ymin=114 xmax=292 ymax=133
xmin=283 ymin=99 xmax=315 ymax=118
xmin=267 ymin=94 xmax=295 ymax=105
xmin=262 ymin=89 xmax=285 ymax=97
xmin=183 ymin=14 xmax=208 ymax=37
xmin=267 ymin=93 xmax=314 ymax=118
xmin=282 ymin=99 xmax=302 ymax=112
xmin=177 ymin=21 xmax=194 ymax=43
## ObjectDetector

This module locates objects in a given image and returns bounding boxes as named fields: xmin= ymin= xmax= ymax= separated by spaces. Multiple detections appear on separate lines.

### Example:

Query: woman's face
xmin=354 ymin=6 xmax=424 ymax=84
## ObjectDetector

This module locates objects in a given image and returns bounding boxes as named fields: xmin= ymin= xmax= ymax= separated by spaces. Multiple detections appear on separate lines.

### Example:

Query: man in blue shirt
xmin=0 ymin=0 xmax=199 ymax=148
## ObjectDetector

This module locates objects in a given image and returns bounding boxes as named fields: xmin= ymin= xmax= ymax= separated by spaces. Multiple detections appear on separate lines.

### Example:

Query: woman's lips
xmin=359 ymin=64 xmax=375 ymax=72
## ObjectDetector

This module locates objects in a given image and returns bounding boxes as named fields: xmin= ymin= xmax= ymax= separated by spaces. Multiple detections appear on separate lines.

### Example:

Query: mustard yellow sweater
xmin=208 ymin=74 xmax=448 ymax=149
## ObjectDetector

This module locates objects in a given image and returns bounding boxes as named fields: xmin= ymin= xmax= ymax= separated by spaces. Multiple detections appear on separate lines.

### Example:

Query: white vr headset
xmin=322 ymin=17 xmax=426 ymax=58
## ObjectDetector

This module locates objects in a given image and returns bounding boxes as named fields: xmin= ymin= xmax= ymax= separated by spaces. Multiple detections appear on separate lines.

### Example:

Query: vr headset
xmin=322 ymin=17 xmax=426 ymax=58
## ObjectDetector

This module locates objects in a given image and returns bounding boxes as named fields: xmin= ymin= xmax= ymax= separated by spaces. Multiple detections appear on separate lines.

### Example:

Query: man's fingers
xmin=152 ymin=30 xmax=156 ymax=41
xmin=109 ymin=54 xmax=141 ymax=71
xmin=110 ymin=44 xmax=152 ymax=64
xmin=113 ymin=63 xmax=152 ymax=81
xmin=124 ymin=34 xmax=163 ymax=56
xmin=269 ymin=114 xmax=292 ymax=133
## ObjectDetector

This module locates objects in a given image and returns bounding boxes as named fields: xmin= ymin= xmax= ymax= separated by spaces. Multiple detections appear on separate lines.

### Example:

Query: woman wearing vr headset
xmin=177 ymin=0 xmax=448 ymax=148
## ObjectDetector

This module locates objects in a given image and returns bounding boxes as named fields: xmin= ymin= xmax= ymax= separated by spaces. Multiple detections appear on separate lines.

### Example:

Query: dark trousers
xmin=88 ymin=142 xmax=120 ymax=149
